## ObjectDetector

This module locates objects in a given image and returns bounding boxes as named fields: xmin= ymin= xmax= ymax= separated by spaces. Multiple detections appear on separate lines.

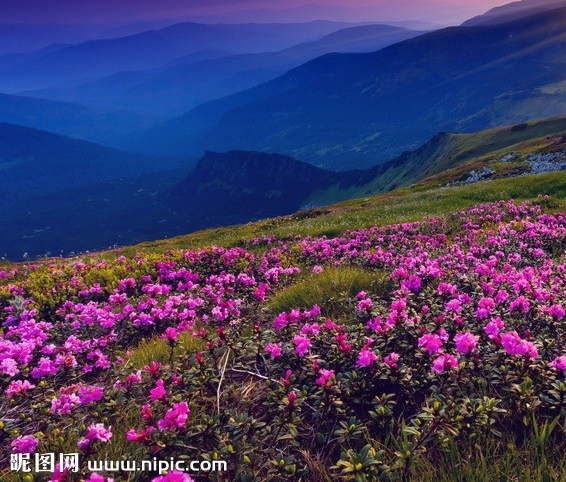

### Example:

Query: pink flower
xmin=149 ymin=379 xmax=167 ymax=401
xmin=78 ymin=423 xmax=112 ymax=449
xmin=484 ymin=316 xmax=504 ymax=339
xmin=548 ymin=304 xmax=566 ymax=319
xmin=418 ymin=333 xmax=443 ymax=355
xmin=550 ymin=356 xmax=566 ymax=371
xmin=265 ymin=342 xmax=282 ymax=358
xmin=312 ymin=265 xmax=323 ymax=274
xmin=315 ymin=369 xmax=335 ymax=386
xmin=509 ymin=296 xmax=530 ymax=313
xmin=6 ymin=380 xmax=35 ymax=398
xmin=445 ymin=299 xmax=462 ymax=313
xmin=454 ymin=332 xmax=479 ymax=354
xmin=500 ymin=331 xmax=538 ymax=358
xmin=152 ymin=471 xmax=195 ymax=482
xmin=384 ymin=353 xmax=400 ymax=369
xmin=126 ymin=426 xmax=154 ymax=443
xmin=431 ymin=354 xmax=459 ymax=373
xmin=160 ymin=327 xmax=179 ymax=342
xmin=157 ymin=402 xmax=189 ymax=432
xmin=287 ymin=391 xmax=297 ymax=408
xmin=11 ymin=435 xmax=38 ymax=453
xmin=356 ymin=348 xmax=378 ymax=368
xmin=273 ymin=312 xmax=289 ymax=331
xmin=79 ymin=385 xmax=103 ymax=404
xmin=293 ymin=335 xmax=311 ymax=357
xmin=86 ymin=474 xmax=114 ymax=482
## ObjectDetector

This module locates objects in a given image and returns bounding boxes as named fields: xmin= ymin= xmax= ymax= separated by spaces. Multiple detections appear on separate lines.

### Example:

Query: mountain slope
xmin=27 ymin=24 xmax=424 ymax=117
xmin=0 ymin=21 xmax=355 ymax=93
xmin=462 ymin=0 xmax=566 ymax=26
xmin=135 ymin=7 xmax=566 ymax=169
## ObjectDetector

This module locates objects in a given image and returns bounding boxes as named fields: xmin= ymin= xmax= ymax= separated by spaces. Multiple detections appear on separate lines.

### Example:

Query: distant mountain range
xmin=462 ymin=0 xmax=566 ymax=25
xmin=132 ymin=5 xmax=566 ymax=169
xmin=3 ymin=114 xmax=566 ymax=260
xmin=0 ymin=21 xmax=359 ymax=93
xmin=25 ymin=24 xmax=424 ymax=117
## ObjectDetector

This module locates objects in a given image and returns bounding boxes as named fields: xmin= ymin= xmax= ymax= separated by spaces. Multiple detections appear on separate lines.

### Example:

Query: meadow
xmin=3 ymin=173 xmax=566 ymax=481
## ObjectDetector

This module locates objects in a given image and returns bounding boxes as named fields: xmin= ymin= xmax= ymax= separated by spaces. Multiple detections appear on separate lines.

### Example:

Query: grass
xmin=268 ymin=266 xmax=386 ymax=319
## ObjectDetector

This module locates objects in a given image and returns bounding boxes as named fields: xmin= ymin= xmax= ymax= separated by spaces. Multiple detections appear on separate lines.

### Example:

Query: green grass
xmin=268 ymin=266 xmax=387 ymax=319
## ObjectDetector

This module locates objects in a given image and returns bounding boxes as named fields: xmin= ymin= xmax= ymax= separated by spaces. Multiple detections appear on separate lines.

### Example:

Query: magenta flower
xmin=273 ymin=312 xmax=289 ymax=331
xmin=287 ymin=390 xmax=297 ymax=408
xmin=384 ymin=352 xmax=400 ymax=369
xmin=549 ymin=356 xmax=566 ymax=370
xmin=293 ymin=335 xmax=311 ymax=357
xmin=356 ymin=348 xmax=378 ymax=368
xmin=151 ymin=471 xmax=195 ymax=482
xmin=500 ymin=331 xmax=538 ymax=358
xmin=418 ymin=333 xmax=443 ymax=355
xmin=50 ymin=393 xmax=80 ymax=415
xmin=78 ymin=423 xmax=112 ymax=450
xmin=79 ymin=385 xmax=103 ymax=404
xmin=149 ymin=379 xmax=167 ymax=401
xmin=265 ymin=342 xmax=282 ymax=358
xmin=157 ymin=401 xmax=189 ymax=432
xmin=445 ymin=299 xmax=462 ymax=313
xmin=11 ymin=435 xmax=38 ymax=453
xmin=454 ymin=332 xmax=479 ymax=354
xmin=315 ymin=369 xmax=335 ymax=386
xmin=509 ymin=296 xmax=530 ymax=313
xmin=126 ymin=426 xmax=154 ymax=443
xmin=85 ymin=473 xmax=114 ymax=482
xmin=548 ymin=304 xmax=566 ymax=319
xmin=431 ymin=354 xmax=459 ymax=373
xmin=6 ymin=380 xmax=35 ymax=398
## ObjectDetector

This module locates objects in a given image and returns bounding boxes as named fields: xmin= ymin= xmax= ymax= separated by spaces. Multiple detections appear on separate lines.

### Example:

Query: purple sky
xmin=1 ymin=0 xmax=508 ymax=25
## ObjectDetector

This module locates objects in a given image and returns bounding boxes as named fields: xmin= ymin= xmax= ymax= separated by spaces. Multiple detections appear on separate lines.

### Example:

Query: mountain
xmin=0 ymin=122 xmax=167 ymax=202
xmin=29 ymin=24 xmax=424 ymax=117
xmin=0 ymin=91 xmax=162 ymax=147
xmin=133 ymin=7 xmax=566 ymax=170
xmin=462 ymin=0 xmax=566 ymax=26
xmin=4 ymin=114 xmax=566 ymax=260
xmin=0 ymin=21 xmax=356 ymax=93
xmin=165 ymin=150 xmax=364 ymax=227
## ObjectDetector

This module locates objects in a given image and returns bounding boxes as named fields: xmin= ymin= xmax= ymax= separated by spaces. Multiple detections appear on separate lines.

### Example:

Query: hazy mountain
xmin=30 ymin=24 xmax=423 ymax=117
xmin=0 ymin=92 xmax=159 ymax=147
xmin=462 ymin=0 xmax=566 ymax=26
xmin=0 ymin=21 xmax=356 ymax=93
xmin=0 ymin=122 xmax=167 ymax=202
xmin=4 ymin=115 xmax=566 ymax=260
xmin=133 ymin=7 xmax=566 ymax=169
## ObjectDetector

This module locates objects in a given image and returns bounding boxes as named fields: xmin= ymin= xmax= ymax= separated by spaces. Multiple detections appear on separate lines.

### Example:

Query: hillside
xmin=3 ymin=154 xmax=566 ymax=481
xmin=29 ymin=24 xmax=423 ymax=117
xmin=4 ymin=116 xmax=566 ymax=261
xmin=134 ymin=7 xmax=566 ymax=169
xmin=463 ymin=0 xmax=566 ymax=26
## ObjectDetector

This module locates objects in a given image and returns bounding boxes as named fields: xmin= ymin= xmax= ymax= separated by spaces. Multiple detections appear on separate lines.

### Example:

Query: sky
xmin=0 ymin=0 xmax=510 ymax=26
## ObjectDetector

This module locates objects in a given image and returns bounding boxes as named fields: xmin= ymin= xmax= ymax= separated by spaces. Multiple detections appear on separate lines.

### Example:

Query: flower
xmin=315 ymin=369 xmax=335 ymax=387
xmin=157 ymin=402 xmax=189 ymax=432
xmin=151 ymin=471 xmax=195 ymax=482
xmin=356 ymin=348 xmax=378 ymax=368
xmin=549 ymin=356 xmax=566 ymax=370
xmin=431 ymin=354 xmax=459 ymax=374
xmin=11 ymin=435 xmax=38 ymax=453
xmin=126 ymin=426 xmax=154 ymax=443
xmin=384 ymin=352 xmax=400 ymax=369
xmin=265 ymin=342 xmax=282 ymax=358
xmin=149 ymin=379 xmax=167 ymax=401
xmin=293 ymin=335 xmax=311 ymax=357
xmin=454 ymin=332 xmax=479 ymax=354
xmin=78 ymin=423 xmax=112 ymax=449
xmin=418 ymin=333 xmax=443 ymax=355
